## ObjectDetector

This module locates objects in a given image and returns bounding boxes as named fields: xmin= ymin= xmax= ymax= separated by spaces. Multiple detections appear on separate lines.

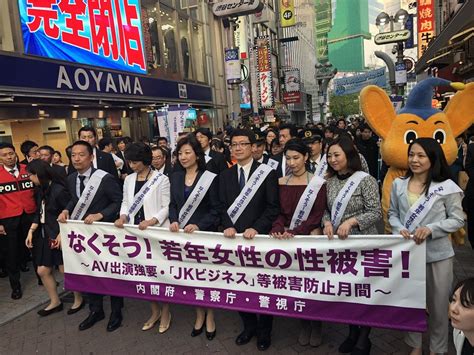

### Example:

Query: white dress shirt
xmin=237 ymin=159 xmax=253 ymax=182
xmin=76 ymin=166 xmax=92 ymax=197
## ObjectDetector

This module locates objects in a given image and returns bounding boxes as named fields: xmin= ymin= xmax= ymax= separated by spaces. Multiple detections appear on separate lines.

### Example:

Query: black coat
xmin=219 ymin=160 xmax=279 ymax=233
xmin=33 ymin=181 xmax=70 ymax=239
xmin=169 ymin=170 xmax=221 ymax=231
xmin=68 ymin=149 xmax=117 ymax=178
xmin=208 ymin=150 xmax=228 ymax=173
xmin=65 ymin=169 xmax=122 ymax=222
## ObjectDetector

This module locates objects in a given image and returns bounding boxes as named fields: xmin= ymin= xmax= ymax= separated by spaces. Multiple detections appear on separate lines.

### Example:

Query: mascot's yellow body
xmin=360 ymin=78 xmax=474 ymax=241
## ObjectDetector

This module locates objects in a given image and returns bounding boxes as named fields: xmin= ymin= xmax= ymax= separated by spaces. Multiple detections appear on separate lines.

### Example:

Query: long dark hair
xmin=176 ymin=135 xmax=206 ymax=171
xmin=326 ymin=136 xmax=362 ymax=178
xmin=26 ymin=160 xmax=65 ymax=196
xmin=451 ymin=278 xmax=474 ymax=308
xmin=404 ymin=138 xmax=452 ymax=195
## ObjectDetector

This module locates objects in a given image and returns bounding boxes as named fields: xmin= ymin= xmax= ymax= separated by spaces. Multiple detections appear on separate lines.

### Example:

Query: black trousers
xmin=464 ymin=194 xmax=474 ymax=248
xmin=239 ymin=311 xmax=273 ymax=337
xmin=88 ymin=293 xmax=124 ymax=314
xmin=0 ymin=213 xmax=33 ymax=290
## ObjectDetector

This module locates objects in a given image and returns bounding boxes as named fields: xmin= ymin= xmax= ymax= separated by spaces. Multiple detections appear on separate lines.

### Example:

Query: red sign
xmin=417 ymin=0 xmax=435 ymax=58
xmin=283 ymin=91 xmax=301 ymax=104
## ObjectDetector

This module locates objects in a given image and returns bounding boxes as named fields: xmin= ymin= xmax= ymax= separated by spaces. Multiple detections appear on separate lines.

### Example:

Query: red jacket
xmin=0 ymin=164 xmax=36 ymax=219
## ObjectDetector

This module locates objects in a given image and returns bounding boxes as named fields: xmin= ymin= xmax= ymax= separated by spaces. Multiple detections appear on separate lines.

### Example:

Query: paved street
xmin=0 ymin=242 xmax=472 ymax=354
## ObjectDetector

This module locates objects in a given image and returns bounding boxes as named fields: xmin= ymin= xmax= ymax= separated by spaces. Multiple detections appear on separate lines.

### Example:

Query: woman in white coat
xmin=450 ymin=278 xmax=474 ymax=355
xmin=114 ymin=142 xmax=171 ymax=333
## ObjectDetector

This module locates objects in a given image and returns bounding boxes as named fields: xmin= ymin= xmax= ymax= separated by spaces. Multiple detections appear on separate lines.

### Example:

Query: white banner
xmin=60 ymin=221 xmax=427 ymax=331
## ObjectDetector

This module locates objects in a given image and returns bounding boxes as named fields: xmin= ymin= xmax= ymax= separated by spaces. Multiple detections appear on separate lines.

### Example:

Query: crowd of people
xmin=0 ymin=118 xmax=472 ymax=354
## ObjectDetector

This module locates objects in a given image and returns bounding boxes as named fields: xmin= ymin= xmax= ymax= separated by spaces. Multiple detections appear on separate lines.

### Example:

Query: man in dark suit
xmin=151 ymin=146 xmax=172 ymax=176
xmin=219 ymin=129 xmax=280 ymax=351
xmin=68 ymin=127 xmax=117 ymax=177
xmin=195 ymin=127 xmax=228 ymax=173
xmin=38 ymin=145 xmax=67 ymax=180
xmin=269 ymin=124 xmax=298 ymax=178
xmin=19 ymin=140 xmax=39 ymax=165
xmin=58 ymin=141 xmax=123 ymax=332
xmin=252 ymin=131 xmax=269 ymax=164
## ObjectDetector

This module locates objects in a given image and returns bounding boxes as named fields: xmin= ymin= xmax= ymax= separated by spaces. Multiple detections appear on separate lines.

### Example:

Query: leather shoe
xmin=38 ymin=303 xmax=63 ymax=317
xmin=206 ymin=329 xmax=216 ymax=341
xmin=11 ymin=288 xmax=22 ymax=300
xmin=351 ymin=340 xmax=371 ymax=355
xmin=191 ymin=323 xmax=204 ymax=337
xmin=79 ymin=311 xmax=105 ymax=331
xmin=67 ymin=301 xmax=85 ymax=315
xmin=107 ymin=312 xmax=123 ymax=332
xmin=257 ymin=335 xmax=271 ymax=351
xmin=235 ymin=330 xmax=255 ymax=346
xmin=339 ymin=337 xmax=357 ymax=353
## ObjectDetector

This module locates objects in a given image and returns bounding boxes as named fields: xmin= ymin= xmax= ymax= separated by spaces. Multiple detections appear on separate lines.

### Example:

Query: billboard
xmin=333 ymin=68 xmax=386 ymax=96
xmin=18 ymin=0 xmax=147 ymax=74
xmin=417 ymin=0 xmax=436 ymax=58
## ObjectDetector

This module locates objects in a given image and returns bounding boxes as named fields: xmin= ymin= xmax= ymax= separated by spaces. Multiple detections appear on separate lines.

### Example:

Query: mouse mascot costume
xmin=360 ymin=77 xmax=474 ymax=244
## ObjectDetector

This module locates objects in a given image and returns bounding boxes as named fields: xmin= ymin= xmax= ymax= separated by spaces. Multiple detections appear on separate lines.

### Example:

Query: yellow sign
xmin=280 ymin=0 xmax=296 ymax=27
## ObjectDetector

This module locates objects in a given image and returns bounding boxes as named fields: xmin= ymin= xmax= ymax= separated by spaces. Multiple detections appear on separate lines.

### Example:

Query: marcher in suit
xmin=38 ymin=145 xmax=67 ymax=181
xmin=169 ymin=135 xmax=221 ymax=340
xmin=220 ymin=129 xmax=280 ymax=351
xmin=151 ymin=146 xmax=172 ymax=176
xmin=67 ymin=127 xmax=117 ymax=177
xmin=116 ymin=137 xmax=133 ymax=179
xmin=300 ymin=129 xmax=324 ymax=174
xmin=114 ymin=143 xmax=171 ymax=333
xmin=58 ymin=141 xmax=123 ymax=332
xmin=195 ymin=127 xmax=228 ymax=173
xmin=25 ymin=160 xmax=83 ymax=317
xmin=269 ymin=124 xmax=298 ymax=178
xmin=463 ymin=141 xmax=474 ymax=248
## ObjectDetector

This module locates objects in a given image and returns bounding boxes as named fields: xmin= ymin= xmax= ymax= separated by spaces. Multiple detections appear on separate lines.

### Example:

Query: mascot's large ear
xmin=360 ymin=85 xmax=396 ymax=139
xmin=445 ymin=82 xmax=474 ymax=137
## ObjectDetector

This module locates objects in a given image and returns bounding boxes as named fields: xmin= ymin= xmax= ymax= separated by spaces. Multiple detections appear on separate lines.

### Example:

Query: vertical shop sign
xmin=225 ymin=47 xmax=241 ymax=84
xmin=256 ymin=36 xmax=274 ymax=109
xmin=249 ymin=47 xmax=260 ymax=114
xmin=417 ymin=0 xmax=436 ymax=58
xmin=280 ymin=0 xmax=296 ymax=27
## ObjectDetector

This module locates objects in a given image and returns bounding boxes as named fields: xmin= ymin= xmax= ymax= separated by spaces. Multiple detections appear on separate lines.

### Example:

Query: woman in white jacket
xmin=114 ymin=142 xmax=171 ymax=333
xmin=450 ymin=278 xmax=474 ymax=355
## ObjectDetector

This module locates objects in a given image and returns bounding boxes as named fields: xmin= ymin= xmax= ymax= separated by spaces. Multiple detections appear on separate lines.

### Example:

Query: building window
xmin=0 ymin=0 xmax=15 ymax=52
xmin=188 ymin=0 xmax=202 ymax=21
xmin=179 ymin=17 xmax=192 ymax=80
xmin=161 ymin=6 xmax=179 ymax=75
xmin=191 ymin=22 xmax=206 ymax=83
xmin=142 ymin=3 xmax=162 ymax=70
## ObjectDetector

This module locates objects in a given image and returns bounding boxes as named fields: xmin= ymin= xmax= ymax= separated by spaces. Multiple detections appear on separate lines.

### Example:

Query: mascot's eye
xmin=404 ymin=130 xmax=418 ymax=144
xmin=433 ymin=129 xmax=446 ymax=144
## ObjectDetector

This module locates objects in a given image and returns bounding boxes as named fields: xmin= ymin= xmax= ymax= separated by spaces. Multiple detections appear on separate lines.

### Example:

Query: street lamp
xmin=315 ymin=62 xmax=337 ymax=123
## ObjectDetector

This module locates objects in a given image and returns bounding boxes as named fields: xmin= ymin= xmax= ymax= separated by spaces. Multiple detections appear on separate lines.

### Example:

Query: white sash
xmin=403 ymin=179 xmax=462 ymax=232
xmin=227 ymin=164 xmax=273 ymax=224
xmin=289 ymin=175 xmax=326 ymax=230
xmin=204 ymin=155 xmax=212 ymax=164
xmin=331 ymin=171 xmax=368 ymax=228
xmin=267 ymin=158 xmax=279 ymax=171
xmin=127 ymin=171 xmax=165 ymax=222
xmin=71 ymin=170 xmax=108 ymax=220
xmin=178 ymin=171 xmax=217 ymax=227
xmin=315 ymin=155 xmax=328 ymax=178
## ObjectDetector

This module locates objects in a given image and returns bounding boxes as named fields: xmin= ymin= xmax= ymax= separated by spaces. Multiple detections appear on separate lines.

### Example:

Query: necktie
xmin=9 ymin=169 xmax=16 ymax=177
xmin=239 ymin=167 xmax=245 ymax=191
xmin=79 ymin=175 xmax=86 ymax=195
xmin=310 ymin=162 xmax=316 ymax=174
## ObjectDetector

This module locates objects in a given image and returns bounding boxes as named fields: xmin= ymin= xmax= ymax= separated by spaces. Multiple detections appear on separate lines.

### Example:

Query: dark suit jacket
xmin=219 ymin=160 xmax=280 ymax=233
xmin=68 ymin=149 xmax=117 ymax=178
xmin=33 ymin=181 xmax=70 ymax=239
xmin=208 ymin=150 xmax=228 ymax=173
xmin=116 ymin=150 xmax=133 ymax=175
xmin=465 ymin=143 xmax=474 ymax=200
xmin=269 ymin=153 xmax=284 ymax=178
xmin=65 ymin=169 xmax=122 ymax=222
xmin=52 ymin=164 xmax=67 ymax=182
xmin=169 ymin=170 xmax=221 ymax=231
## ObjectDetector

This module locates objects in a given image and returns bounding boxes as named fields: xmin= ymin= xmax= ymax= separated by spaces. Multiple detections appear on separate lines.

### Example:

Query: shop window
xmin=0 ymin=1 xmax=15 ymax=52
xmin=191 ymin=22 xmax=206 ymax=83
xmin=141 ymin=3 xmax=162 ymax=70
xmin=179 ymin=17 xmax=193 ymax=80
xmin=161 ymin=6 xmax=179 ymax=75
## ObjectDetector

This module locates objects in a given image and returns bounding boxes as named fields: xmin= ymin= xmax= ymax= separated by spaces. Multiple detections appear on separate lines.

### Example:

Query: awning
xmin=415 ymin=0 xmax=474 ymax=74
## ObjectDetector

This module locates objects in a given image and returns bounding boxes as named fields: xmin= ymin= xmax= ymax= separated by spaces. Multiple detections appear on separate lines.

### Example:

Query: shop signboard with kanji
xmin=18 ymin=0 xmax=147 ymax=74
xmin=417 ymin=0 xmax=436 ymax=58
xmin=256 ymin=36 xmax=274 ymax=109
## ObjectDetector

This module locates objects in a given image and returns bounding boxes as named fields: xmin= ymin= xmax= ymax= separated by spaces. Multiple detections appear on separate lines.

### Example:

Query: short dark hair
xmin=20 ymin=140 xmax=38 ymax=156
xmin=0 ymin=142 xmax=15 ymax=151
xmin=195 ymin=127 xmax=213 ymax=141
xmin=26 ymin=159 xmax=64 ymax=187
xmin=71 ymin=140 xmax=93 ymax=155
xmin=124 ymin=142 xmax=152 ymax=166
xmin=279 ymin=124 xmax=298 ymax=138
xmin=53 ymin=150 xmax=62 ymax=158
xmin=38 ymin=145 xmax=55 ymax=155
xmin=451 ymin=278 xmax=474 ymax=308
xmin=157 ymin=137 xmax=168 ymax=143
xmin=98 ymin=137 xmax=113 ymax=151
xmin=230 ymin=128 xmax=256 ymax=144
xmin=284 ymin=138 xmax=309 ymax=156
xmin=175 ymin=134 xmax=206 ymax=171
xmin=78 ymin=126 xmax=97 ymax=138
xmin=326 ymin=136 xmax=362 ymax=177
xmin=359 ymin=124 xmax=372 ymax=132
xmin=65 ymin=145 xmax=73 ymax=160
xmin=117 ymin=136 xmax=133 ymax=145
xmin=404 ymin=137 xmax=452 ymax=195
xmin=151 ymin=146 xmax=168 ymax=158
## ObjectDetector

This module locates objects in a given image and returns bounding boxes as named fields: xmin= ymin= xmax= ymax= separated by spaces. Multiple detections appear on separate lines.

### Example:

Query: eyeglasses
xmin=230 ymin=142 xmax=252 ymax=149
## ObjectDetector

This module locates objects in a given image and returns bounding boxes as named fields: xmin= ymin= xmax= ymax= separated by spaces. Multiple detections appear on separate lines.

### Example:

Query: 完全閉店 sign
xmin=60 ymin=221 xmax=427 ymax=332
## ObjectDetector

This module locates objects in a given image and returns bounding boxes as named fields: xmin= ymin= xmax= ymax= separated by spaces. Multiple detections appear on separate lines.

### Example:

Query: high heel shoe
xmin=142 ymin=311 xmax=161 ymax=331
xmin=158 ymin=313 xmax=172 ymax=334
xmin=191 ymin=323 xmax=204 ymax=337
xmin=206 ymin=329 xmax=216 ymax=341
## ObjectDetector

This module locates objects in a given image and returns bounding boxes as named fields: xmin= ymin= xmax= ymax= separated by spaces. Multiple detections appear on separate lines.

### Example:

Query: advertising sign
xmin=212 ymin=0 xmax=264 ymax=17
xmin=61 ymin=222 xmax=427 ymax=332
xmin=417 ymin=0 xmax=436 ymax=58
xmin=374 ymin=30 xmax=411 ymax=45
xmin=256 ymin=37 xmax=274 ymax=108
xmin=333 ymin=68 xmax=386 ymax=96
xmin=395 ymin=62 xmax=407 ymax=85
xmin=280 ymin=0 xmax=296 ymax=27
xmin=18 ymin=0 xmax=147 ymax=74
xmin=284 ymin=69 xmax=301 ymax=92
xmin=283 ymin=91 xmax=301 ymax=104
xmin=225 ymin=47 xmax=241 ymax=84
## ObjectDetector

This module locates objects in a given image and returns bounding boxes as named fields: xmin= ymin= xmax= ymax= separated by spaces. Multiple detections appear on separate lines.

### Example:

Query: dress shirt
xmin=157 ymin=165 xmax=165 ymax=174
xmin=76 ymin=166 xmax=92 ymax=197
xmin=237 ymin=159 xmax=253 ymax=183
xmin=92 ymin=148 xmax=98 ymax=168
xmin=7 ymin=166 xmax=19 ymax=178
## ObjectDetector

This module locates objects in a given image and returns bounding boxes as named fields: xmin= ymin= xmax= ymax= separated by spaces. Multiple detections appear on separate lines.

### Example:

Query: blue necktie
xmin=239 ymin=167 xmax=245 ymax=191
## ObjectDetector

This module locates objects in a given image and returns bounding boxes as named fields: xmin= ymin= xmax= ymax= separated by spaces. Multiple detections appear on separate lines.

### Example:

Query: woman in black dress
xmin=25 ymin=160 xmax=83 ymax=316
